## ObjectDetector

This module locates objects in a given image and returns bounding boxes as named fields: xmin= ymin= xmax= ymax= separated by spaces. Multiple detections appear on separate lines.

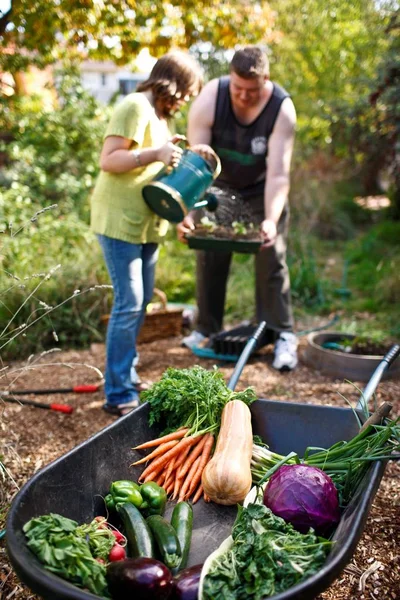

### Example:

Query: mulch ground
xmin=0 ymin=333 xmax=399 ymax=600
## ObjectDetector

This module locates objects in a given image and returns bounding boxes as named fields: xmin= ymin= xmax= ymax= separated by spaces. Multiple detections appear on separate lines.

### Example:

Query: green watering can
xmin=142 ymin=142 xmax=221 ymax=223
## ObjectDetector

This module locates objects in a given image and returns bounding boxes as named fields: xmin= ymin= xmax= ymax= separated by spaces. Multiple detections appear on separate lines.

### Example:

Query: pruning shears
xmin=0 ymin=382 xmax=103 ymax=414
xmin=0 ymin=383 xmax=101 ymax=396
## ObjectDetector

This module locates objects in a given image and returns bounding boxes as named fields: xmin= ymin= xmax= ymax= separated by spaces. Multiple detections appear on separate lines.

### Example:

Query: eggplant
xmin=107 ymin=557 xmax=173 ymax=600
xmin=171 ymin=564 xmax=203 ymax=600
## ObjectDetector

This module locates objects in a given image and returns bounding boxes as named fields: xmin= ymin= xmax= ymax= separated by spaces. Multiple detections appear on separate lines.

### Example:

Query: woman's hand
xmin=176 ymin=214 xmax=195 ymax=244
xmin=157 ymin=134 xmax=186 ymax=168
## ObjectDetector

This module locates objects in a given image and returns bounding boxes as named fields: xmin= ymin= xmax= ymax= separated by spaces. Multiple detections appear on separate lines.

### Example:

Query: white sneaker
xmin=272 ymin=332 xmax=298 ymax=371
xmin=181 ymin=330 xmax=207 ymax=349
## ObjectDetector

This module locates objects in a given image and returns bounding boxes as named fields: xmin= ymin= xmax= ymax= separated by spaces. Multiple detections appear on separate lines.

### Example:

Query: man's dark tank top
xmin=211 ymin=76 xmax=290 ymax=198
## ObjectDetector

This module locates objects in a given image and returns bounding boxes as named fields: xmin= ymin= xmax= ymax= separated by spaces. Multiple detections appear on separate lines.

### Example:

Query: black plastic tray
xmin=6 ymin=400 xmax=386 ymax=600
xmin=210 ymin=324 xmax=277 ymax=356
xmin=186 ymin=233 xmax=262 ymax=253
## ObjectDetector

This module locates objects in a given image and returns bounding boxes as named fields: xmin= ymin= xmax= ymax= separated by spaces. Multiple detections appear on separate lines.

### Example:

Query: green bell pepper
xmin=105 ymin=480 xmax=143 ymax=511
xmin=139 ymin=481 xmax=167 ymax=516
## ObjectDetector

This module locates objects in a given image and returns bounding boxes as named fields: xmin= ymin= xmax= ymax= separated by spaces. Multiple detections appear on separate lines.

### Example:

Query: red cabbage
xmin=263 ymin=464 xmax=340 ymax=535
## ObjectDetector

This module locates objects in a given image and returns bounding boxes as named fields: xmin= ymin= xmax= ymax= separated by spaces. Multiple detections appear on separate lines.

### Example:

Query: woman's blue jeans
xmin=97 ymin=234 xmax=159 ymax=407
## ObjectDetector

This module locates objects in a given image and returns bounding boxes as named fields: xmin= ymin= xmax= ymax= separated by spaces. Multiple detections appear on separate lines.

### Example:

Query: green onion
xmin=251 ymin=418 xmax=400 ymax=507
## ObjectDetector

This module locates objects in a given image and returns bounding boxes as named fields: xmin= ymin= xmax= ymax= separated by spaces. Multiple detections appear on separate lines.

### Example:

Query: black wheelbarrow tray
xmin=6 ymin=342 xmax=400 ymax=600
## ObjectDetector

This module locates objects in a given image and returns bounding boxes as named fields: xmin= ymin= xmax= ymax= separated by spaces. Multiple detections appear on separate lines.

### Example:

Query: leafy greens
xmin=141 ymin=365 xmax=257 ymax=435
xmin=203 ymin=503 xmax=332 ymax=600
xmin=23 ymin=513 xmax=114 ymax=597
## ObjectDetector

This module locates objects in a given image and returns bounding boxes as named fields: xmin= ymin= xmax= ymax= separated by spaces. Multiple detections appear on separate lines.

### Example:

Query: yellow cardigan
xmin=90 ymin=93 xmax=170 ymax=244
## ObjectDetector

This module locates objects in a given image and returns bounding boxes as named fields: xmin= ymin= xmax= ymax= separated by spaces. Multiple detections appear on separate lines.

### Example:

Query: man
xmin=177 ymin=46 xmax=298 ymax=370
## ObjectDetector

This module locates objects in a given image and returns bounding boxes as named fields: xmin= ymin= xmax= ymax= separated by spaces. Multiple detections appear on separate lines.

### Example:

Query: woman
xmin=91 ymin=51 xmax=203 ymax=416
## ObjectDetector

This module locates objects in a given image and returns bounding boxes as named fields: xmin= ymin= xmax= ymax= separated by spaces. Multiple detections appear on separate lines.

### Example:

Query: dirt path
xmin=0 ymin=336 xmax=399 ymax=599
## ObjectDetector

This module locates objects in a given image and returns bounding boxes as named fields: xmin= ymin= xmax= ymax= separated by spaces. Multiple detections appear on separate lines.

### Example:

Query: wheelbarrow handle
xmin=227 ymin=321 xmax=268 ymax=391
xmin=356 ymin=344 xmax=400 ymax=410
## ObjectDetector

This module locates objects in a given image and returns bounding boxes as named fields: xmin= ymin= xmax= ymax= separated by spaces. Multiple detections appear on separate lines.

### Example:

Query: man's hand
xmin=191 ymin=143 xmax=215 ymax=161
xmin=177 ymin=214 xmax=195 ymax=244
xmin=260 ymin=219 xmax=277 ymax=248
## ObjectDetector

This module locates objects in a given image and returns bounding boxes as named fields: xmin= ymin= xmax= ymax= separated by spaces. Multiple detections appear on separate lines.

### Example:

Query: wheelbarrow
xmin=5 ymin=325 xmax=399 ymax=600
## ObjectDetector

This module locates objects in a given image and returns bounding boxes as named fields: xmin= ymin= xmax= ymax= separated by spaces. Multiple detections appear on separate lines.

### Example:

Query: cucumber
xmin=117 ymin=502 xmax=155 ymax=559
xmin=146 ymin=514 xmax=182 ymax=569
xmin=170 ymin=501 xmax=193 ymax=574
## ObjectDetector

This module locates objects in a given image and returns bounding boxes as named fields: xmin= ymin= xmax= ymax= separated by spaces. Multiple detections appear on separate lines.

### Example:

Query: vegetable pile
xmin=251 ymin=417 xmax=400 ymax=506
xmin=137 ymin=366 xmax=257 ymax=504
xmin=202 ymin=503 xmax=332 ymax=600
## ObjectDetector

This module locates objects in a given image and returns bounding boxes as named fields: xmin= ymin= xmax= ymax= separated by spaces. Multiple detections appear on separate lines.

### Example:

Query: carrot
xmin=186 ymin=433 xmax=214 ymax=498
xmin=139 ymin=435 xmax=197 ymax=481
xmin=165 ymin=481 xmax=175 ymax=495
xmin=164 ymin=455 xmax=177 ymax=485
xmin=133 ymin=427 xmax=189 ymax=450
xmin=142 ymin=471 xmax=160 ymax=483
xmin=155 ymin=471 xmax=166 ymax=486
xmin=178 ymin=455 xmax=201 ymax=502
xmin=192 ymin=483 xmax=203 ymax=504
xmin=173 ymin=439 xmax=195 ymax=471
xmin=131 ymin=439 xmax=180 ymax=465
xmin=171 ymin=438 xmax=200 ymax=499
xmin=164 ymin=472 xmax=175 ymax=492
xmin=176 ymin=434 xmax=207 ymax=482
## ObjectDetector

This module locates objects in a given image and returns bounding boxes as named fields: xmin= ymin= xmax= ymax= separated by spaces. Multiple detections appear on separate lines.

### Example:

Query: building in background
xmin=80 ymin=61 xmax=149 ymax=103
xmin=80 ymin=49 xmax=157 ymax=104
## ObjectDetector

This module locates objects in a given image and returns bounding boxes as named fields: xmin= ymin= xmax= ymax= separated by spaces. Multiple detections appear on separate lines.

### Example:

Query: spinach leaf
xmin=23 ymin=513 xmax=111 ymax=597
xmin=203 ymin=503 xmax=332 ymax=600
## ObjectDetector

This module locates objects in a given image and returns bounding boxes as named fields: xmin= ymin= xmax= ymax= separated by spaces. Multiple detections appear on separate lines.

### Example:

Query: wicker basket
xmin=101 ymin=288 xmax=183 ymax=344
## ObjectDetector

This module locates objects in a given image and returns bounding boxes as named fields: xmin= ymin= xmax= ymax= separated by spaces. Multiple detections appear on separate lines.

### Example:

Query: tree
xmin=0 ymin=0 xmax=275 ymax=93
xmin=266 ymin=0 xmax=394 ymax=145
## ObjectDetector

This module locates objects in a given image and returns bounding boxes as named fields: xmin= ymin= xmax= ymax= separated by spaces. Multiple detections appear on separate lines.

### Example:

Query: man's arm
xmin=187 ymin=79 xmax=219 ymax=145
xmin=261 ymin=97 xmax=296 ymax=246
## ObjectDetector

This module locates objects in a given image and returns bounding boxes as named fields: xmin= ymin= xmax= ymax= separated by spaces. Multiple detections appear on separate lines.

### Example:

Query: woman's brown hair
xmin=137 ymin=51 xmax=203 ymax=104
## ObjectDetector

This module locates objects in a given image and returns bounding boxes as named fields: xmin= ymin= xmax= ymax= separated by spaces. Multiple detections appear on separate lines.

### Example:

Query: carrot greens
xmin=141 ymin=365 xmax=257 ymax=436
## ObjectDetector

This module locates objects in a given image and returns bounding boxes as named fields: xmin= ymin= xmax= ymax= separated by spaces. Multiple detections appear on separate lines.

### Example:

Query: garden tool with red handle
xmin=0 ymin=383 xmax=101 ymax=396
xmin=1 ymin=395 xmax=73 ymax=413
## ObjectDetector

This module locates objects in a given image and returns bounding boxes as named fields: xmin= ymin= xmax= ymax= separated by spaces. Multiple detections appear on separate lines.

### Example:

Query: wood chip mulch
xmin=0 ymin=334 xmax=399 ymax=600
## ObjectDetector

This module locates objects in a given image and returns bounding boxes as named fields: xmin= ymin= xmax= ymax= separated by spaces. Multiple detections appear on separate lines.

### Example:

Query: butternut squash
xmin=202 ymin=399 xmax=253 ymax=505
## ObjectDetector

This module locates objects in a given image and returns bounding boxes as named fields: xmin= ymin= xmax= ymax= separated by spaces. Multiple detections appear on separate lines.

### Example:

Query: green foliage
xmin=345 ymin=221 xmax=400 ymax=306
xmin=203 ymin=503 xmax=330 ymax=600
xmin=142 ymin=365 xmax=257 ymax=436
xmin=0 ymin=1 xmax=274 ymax=74
xmin=0 ymin=65 xmax=110 ymax=225
xmin=23 ymin=514 xmax=111 ymax=597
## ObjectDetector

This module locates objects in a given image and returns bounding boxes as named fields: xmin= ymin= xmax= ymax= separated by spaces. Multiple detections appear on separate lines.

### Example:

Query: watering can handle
xmin=176 ymin=138 xmax=222 ymax=179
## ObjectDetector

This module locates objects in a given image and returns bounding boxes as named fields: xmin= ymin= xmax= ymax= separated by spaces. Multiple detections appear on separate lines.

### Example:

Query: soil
xmin=189 ymin=224 xmax=263 ymax=243
xmin=341 ymin=341 xmax=395 ymax=356
xmin=0 ymin=328 xmax=399 ymax=600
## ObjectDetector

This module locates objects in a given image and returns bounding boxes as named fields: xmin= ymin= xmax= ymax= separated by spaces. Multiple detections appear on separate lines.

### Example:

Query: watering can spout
xmin=193 ymin=192 xmax=218 ymax=212
xmin=142 ymin=147 xmax=221 ymax=223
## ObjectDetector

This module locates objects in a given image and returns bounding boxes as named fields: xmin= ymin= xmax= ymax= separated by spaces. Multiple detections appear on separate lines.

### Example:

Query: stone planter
xmin=302 ymin=332 xmax=400 ymax=381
